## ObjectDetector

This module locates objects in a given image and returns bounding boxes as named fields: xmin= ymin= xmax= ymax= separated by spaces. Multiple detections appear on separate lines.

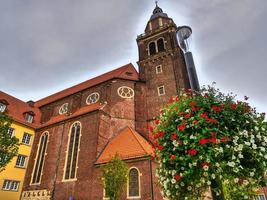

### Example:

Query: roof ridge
xmin=128 ymin=127 xmax=150 ymax=154
xmin=35 ymin=63 xmax=138 ymax=107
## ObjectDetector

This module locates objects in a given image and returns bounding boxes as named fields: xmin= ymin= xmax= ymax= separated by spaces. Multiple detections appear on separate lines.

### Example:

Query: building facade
xmin=18 ymin=5 xmax=191 ymax=200
xmin=0 ymin=92 xmax=40 ymax=200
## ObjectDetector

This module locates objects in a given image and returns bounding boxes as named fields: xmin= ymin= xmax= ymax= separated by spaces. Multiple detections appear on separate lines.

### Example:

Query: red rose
xmin=155 ymin=119 xmax=160 ymax=125
xmin=187 ymin=149 xmax=198 ymax=156
xmin=200 ymin=112 xmax=209 ymax=120
xmin=192 ymin=120 xmax=198 ymax=126
xmin=230 ymin=103 xmax=238 ymax=110
xmin=170 ymin=133 xmax=177 ymax=140
xmin=157 ymin=145 xmax=164 ymax=151
xmin=208 ymin=118 xmax=218 ymax=124
xmin=220 ymin=136 xmax=230 ymax=142
xmin=169 ymin=97 xmax=174 ymax=103
xmin=189 ymin=101 xmax=196 ymax=107
xmin=175 ymin=174 xmax=182 ymax=181
xmin=184 ymin=113 xmax=191 ymax=119
xmin=178 ymin=124 xmax=186 ymax=131
xmin=199 ymin=138 xmax=209 ymax=145
xmin=175 ymin=96 xmax=179 ymax=102
xmin=158 ymin=131 xmax=165 ymax=138
xmin=209 ymin=137 xmax=217 ymax=144
xmin=191 ymin=107 xmax=197 ymax=112
xmin=211 ymin=105 xmax=222 ymax=112
xmin=170 ymin=154 xmax=176 ymax=160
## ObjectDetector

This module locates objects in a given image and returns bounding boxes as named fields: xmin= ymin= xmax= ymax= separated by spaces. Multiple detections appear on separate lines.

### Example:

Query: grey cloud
xmin=0 ymin=0 xmax=266 ymax=112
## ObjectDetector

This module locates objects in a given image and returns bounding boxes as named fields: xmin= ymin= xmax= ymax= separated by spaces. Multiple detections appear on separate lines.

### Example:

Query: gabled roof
xmin=95 ymin=127 xmax=154 ymax=164
xmin=0 ymin=91 xmax=41 ymax=128
xmin=35 ymin=63 xmax=139 ymax=107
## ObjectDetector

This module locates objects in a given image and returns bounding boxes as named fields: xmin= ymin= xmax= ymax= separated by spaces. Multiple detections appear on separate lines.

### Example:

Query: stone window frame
xmin=127 ymin=167 xmax=141 ymax=199
xmin=253 ymin=194 xmax=266 ymax=200
xmin=59 ymin=103 xmax=69 ymax=115
xmin=2 ymin=179 xmax=20 ymax=191
xmin=62 ymin=121 xmax=82 ymax=182
xmin=86 ymin=92 xmax=100 ymax=105
xmin=117 ymin=86 xmax=135 ymax=99
xmin=30 ymin=131 xmax=49 ymax=185
xmin=22 ymin=132 xmax=32 ymax=145
xmin=0 ymin=102 xmax=7 ymax=112
xmin=15 ymin=154 xmax=27 ymax=168
xmin=147 ymin=37 xmax=166 ymax=56
xmin=7 ymin=127 xmax=15 ymax=137
xmin=156 ymin=65 xmax=163 ymax=74
xmin=157 ymin=85 xmax=166 ymax=96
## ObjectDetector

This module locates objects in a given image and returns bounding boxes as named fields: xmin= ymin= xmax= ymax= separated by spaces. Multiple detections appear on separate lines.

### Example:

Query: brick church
xmin=20 ymin=4 xmax=191 ymax=200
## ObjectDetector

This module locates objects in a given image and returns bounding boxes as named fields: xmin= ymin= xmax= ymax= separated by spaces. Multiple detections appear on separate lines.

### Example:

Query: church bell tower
xmin=135 ymin=3 xmax=191 ymax=136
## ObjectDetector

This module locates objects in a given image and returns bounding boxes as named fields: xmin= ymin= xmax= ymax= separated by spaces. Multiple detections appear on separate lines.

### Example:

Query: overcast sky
xmin=0 ymin=0 xmax=266 ymax=112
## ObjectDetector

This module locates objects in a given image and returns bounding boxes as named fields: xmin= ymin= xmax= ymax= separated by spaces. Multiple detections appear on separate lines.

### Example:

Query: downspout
xmin=51 ymin=121 xmax=66 ymax=199
xmin=149 ymin=158 xmax=154 ymax=200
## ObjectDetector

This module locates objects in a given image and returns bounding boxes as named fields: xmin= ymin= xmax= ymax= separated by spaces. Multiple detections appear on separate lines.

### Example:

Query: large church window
xmin=157 ymin=38 xmax=165 ymax=52
xmin=149 ymin=42 xmax=156 ymax=55
xmin=31 ymin=132 xmax=49 ymax=184
xmin=128 ymin=168 xmax=140 ymax=198
xmin=64 ymin=122 xmax=81 ymax=180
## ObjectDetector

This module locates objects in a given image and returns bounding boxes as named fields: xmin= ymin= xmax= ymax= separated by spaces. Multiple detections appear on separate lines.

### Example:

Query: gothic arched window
xmin=128 ymin=168 xmax=140 ymax=198
xmin=64 ymin=122 xmax=81 ymax=180
xmin=157 ymin=38 xmax=165 ymax=52
xmin=149 ymin=42 xmax=156 ymax=55
xmin=31 ymin=132 xmax=49 ymax=184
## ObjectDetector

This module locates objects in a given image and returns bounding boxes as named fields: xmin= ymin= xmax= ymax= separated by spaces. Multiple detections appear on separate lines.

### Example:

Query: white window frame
xmin=254 ymin=194 xmax=266 ymax=200
xmin=59 ymin=103 xmax=69 ymax=115
xmin=0 ymin=103 xmax=6 ymax=112
xmin=7 ymin=128 xmax=15 ymax=137
xmin=156 ymin=65 xmax=163 ymax=74
xmin=86 ymin=92 xmax=100 ymax=105
xmin=127 ymin=167 xmax=141 ymax=199
xmin=117 ymin=86 xmax=135 ymax=99
xmin=2 ymin=180 xmax=20 ymax=191
xmin=30 ymin=131 xmax=49 ymax=185
xmin=25 ymin=113 xmax=34 ymax=123
xmin=157 ymin=85 xmax=165 ymax=96
xmin=15 ymin=155 xmax=27 ymax=168
xmin=62 ymin=121 xmax=82 ymax=182
xmin=22 ymin=133 xmax=32 ymax=145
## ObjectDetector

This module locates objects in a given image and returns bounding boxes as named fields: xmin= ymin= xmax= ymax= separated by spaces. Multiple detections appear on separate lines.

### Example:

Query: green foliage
xmin=101 ymin=155 xmax=128 ymax=200
xmin=152 ymin=86 xmax=267 ymax=200
xmin=0 ymin=112 xmax=19 ymax=172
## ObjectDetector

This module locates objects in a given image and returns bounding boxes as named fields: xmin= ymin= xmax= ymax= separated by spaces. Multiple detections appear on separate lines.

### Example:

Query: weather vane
xmin=155 ymin=1 xmax=158 ymax=6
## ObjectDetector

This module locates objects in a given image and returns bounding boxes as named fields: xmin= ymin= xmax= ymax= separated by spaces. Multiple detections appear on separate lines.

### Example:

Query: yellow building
xmin=0 ymin=91 xmax=40 ymax=200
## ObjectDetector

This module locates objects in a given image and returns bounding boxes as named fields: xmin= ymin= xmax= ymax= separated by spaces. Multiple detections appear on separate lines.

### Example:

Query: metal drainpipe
xmin=51 ymin=121 xmax=66 ymax=199
xmin=149 ymin=158 xmax=154 ymax=200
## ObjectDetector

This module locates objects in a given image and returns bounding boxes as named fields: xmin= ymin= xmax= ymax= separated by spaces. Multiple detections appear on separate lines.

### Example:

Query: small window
xmin=117 ymin=86 xmax=134 ymax=99
xmin=22 ymin=133 xmax=32 ymax=145
xmin=7 ymin=128 xmax=15 ymax=137
xmin=156 ymin=65 xmax=163 ymax=74
xmin=25 ymin=113 xmax=34 ymax=123
xmin=254 ymin=194 xmax=266 ymax=200
xmin=0 ymin=103 xmax=6 ymax=112
xmin=128 ymin=168 xmax=140 ymax=198
xmin=149 ymin=42 xmax=156 ymax=55
xmin=157 ymin=38 xmax=165 ymax=52
xmin=15 ymin=155 xmax=27 ymax=168
xmin=2 ymin=180 xmax=20 ymax=191
xmin=86 ymin=92 xmax=100 ymax=105
xmin=59 ymin=103 xmax=69 ymax=115
xmin=158 ymin=85 xmax=165 ymax=96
